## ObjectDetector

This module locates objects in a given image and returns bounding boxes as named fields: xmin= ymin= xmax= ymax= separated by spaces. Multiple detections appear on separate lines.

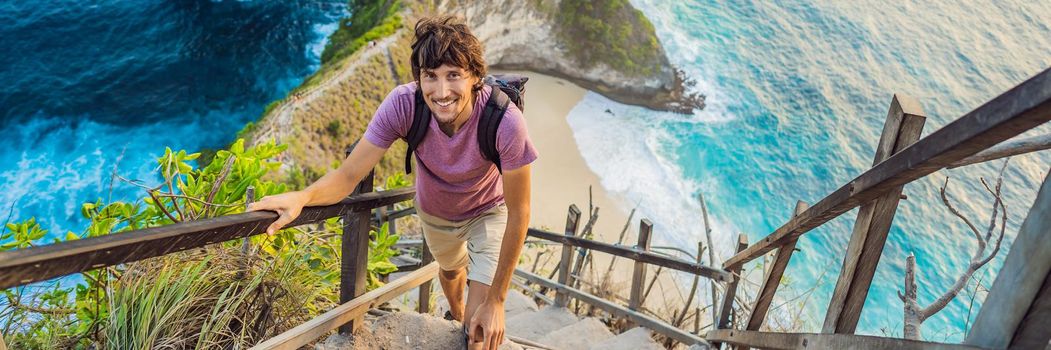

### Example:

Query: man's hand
xmin=468 ymin=299 xmax=505 ymax=350
xmin=246 ymin=191 xmax=311 ymax=235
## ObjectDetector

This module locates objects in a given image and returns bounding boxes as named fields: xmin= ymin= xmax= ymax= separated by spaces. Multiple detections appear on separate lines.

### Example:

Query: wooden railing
xmin=516 ymin=207 xmax=724 ymax=347
xmin=0 ymin=186 xmax=414 ymax=291
xmin=0 ymin=164 xmax=428 ymax=349
xmin=707 ymin=67 xmax=1051 ymax=349
xmin=2 ymin=68 xmax=1049 ymax=350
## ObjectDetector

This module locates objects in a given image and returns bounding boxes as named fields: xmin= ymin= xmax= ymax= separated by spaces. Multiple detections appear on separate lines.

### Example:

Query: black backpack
xmin=404 ymin=74 xmax=528 ymax=174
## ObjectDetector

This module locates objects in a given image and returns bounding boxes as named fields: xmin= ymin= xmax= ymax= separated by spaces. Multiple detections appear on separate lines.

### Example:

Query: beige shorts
xmin=417 ymin=203 xmax=508 ymax=286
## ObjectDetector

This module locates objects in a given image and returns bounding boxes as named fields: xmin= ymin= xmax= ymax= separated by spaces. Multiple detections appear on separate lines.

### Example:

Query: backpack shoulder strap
xmin=405 ymin=88 xmax=431 ymax=174
xmin=478 ymin=87 xmax=511 ymax=174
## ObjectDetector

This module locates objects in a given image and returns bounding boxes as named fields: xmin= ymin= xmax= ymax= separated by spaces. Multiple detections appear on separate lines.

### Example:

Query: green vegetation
xmin=287 ymin=0 xmax=402 ymax=97
xmin=0 ymin=140 xmax=412 ymax=349
xmin=326 ymin=119 xmax=343 ymax=137
xmin=556 ymin=0 xmax=663 ymax=77
xmin=322 ymin=0 xmax=403 ymax=65
xmin=278 ymin=36 xmax=412 ymax=185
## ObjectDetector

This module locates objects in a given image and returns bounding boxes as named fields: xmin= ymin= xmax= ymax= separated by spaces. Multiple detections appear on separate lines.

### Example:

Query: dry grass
xmin=248 ymin=29 xmax=416 ymax=185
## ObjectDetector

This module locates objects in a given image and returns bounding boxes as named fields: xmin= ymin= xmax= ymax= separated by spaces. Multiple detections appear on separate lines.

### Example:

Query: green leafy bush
xmin=556 ymin=0 xmax=663 ymax=77
xmin=0 ymin=140 xmax=413 ymax=349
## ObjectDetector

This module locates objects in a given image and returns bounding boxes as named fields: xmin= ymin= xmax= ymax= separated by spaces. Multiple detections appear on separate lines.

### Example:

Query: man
xmin=248 ymin=16 xmax=536 ymax=350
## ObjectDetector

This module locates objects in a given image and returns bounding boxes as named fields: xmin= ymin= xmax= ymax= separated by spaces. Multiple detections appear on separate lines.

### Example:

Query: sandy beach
xmin=502 ymin=71 xmax=698 ymax=322
xmin=502 ymin=71 xmax=636 ymax=240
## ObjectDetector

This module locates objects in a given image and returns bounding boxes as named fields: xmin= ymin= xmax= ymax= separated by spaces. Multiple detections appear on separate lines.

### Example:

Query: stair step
xmin=537 ymin=317 xmax=614 ymax=349
xmin=316 ymin=312 xmax=539 ymax=350
xmin=435 ymin=289 xmax=539 ymax=319
xmin=506 ymin=306 xmax=578 ymax=341
xmin=504 ymin=289 xmax=540 ymax=318
xmin=588 ymin=327 xmax=663 ymax=350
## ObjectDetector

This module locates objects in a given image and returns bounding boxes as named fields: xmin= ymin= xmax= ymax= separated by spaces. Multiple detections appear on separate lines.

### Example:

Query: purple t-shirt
xmin=363 ymin=82 xmax=538 ymax=221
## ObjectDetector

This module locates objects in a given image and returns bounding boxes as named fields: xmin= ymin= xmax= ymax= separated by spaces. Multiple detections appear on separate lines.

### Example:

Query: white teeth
xmin=435 ymin=99 xmax=456 ymax=107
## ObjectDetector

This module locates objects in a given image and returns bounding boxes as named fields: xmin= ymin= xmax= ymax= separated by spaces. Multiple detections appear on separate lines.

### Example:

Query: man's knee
xmin=439 ymin=266 xmax=466 ymax=280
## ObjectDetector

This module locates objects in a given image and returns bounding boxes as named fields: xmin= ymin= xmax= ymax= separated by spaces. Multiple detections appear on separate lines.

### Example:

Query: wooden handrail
xmin=515 ymin=268 xmax=711 ymax=347
xmin=948 ymin=133 xmax=1051 ymax=168
xmin=0 ymin=188 xmax=415 ymax=290
xmin=706 ymin=329 xmax=987 ymax=350
xmin=251 ymin=262 xmax=439 ymax=350
xmin=724 ymin=67 xmax=1051 ymax=269
xmin=526 ymin=228 xmax=732 ymax=282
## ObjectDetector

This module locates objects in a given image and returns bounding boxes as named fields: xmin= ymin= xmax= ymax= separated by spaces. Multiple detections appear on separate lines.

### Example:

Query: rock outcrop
xmin=448 ymin=0 xmax=703 ymax=113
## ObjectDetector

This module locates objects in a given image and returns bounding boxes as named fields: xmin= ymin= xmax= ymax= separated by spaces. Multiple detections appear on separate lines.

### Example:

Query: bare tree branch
xmin=903 ymin=158 xmax=1012 ymax=339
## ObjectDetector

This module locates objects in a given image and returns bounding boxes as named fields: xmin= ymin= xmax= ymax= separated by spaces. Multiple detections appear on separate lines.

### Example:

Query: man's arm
xmin=487 ymin=163 xmax=532 ymax=302
xmin=468 ymin=164 xmax=531 ymax=349
xmin=248 ymin=138 xmax=388 ymax=235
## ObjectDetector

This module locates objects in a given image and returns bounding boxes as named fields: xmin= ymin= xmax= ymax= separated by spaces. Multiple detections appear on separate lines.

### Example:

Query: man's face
xmin=420 ymin=64 xmax=478 ymax=124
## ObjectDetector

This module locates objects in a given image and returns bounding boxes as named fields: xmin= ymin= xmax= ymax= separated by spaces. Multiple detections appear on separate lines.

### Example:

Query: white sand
xmin=504 ymin=71 xmax=696 ymax=322
xmin=505 ymin=71 xmax=637 ymax=242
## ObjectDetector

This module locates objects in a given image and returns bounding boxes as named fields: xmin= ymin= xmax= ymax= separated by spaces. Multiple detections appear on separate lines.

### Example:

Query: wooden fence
xmin=1 ymin=67 xmax=1049 ymax=349
xmin=707 ymin=67 xmax=1051 ymax=349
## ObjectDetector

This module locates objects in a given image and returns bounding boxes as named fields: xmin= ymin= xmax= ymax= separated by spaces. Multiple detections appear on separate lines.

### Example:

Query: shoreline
xmin=509 ymin=70 xmax=698 ymax=321
xmin=502 ymin=70 xmax=635 ymax=238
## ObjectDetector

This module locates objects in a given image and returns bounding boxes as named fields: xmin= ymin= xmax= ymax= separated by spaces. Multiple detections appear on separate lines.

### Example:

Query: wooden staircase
xmin=315 ymin=289 xmax=664 ymax=350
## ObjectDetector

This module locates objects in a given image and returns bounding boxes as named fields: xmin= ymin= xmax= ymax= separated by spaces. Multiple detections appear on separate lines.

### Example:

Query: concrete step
xmin=588 ymin=327 xmax=664 ymax=350
xmin=316 ymin=311 xmax=534 ymax=350
xmin=435 ymin=289 xmax=539 ymax=319
xmin=537 ymin=317 xmax=614 ymax=349
xmin=504 ymin=289 xmax=541 ymax=318
xmin=505 ymin=306 xmax=579 ymax=341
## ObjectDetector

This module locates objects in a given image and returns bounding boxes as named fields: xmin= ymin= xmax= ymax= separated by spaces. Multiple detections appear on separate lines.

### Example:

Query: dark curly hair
xmin=410 ymin=15 xmax=487 ymax=91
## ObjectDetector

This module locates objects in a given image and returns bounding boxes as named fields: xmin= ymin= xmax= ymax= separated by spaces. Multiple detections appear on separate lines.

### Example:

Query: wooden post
xmin=418 ymin=236 xmax=434 ymax=314
xmin=629 ymin=219 xmax=654 ymax=311
xmin=571 ymin=207 xmax=599 ymax=290
xmin=717 ymin=234 xmax=750 ymax=330
xmin=386 ymin=204 xmax=397 ymax=235
xmin=823 ymin=94 xmax=926 ymax=334
xmin=339 ymin=163 xmax=373 ymax=334
xmin=674 ymin=241 xmax=706 ymax=328
xmin=241 ymin=186 xmax=256 ymax=255
xmin=555 ymin=205 xmax=581 ymax=307
xmin=965 ymin=169 xmax=1051 ymax=348
xmin=747 ymin=201 xmax=809 ymax=331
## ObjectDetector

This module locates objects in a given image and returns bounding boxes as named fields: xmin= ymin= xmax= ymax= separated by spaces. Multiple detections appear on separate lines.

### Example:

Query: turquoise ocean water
xmin=2 ymin=0 xmax=1049 ymax=343
xmin=567 ymin=0 xmax=1051 ymax=341
xmin=0 ymin=1 xmax=346 ymax=246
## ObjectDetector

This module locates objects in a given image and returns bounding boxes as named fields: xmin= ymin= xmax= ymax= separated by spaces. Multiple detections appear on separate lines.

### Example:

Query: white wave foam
xmin=305 ymin=6 xmax=349 ymax=70
xmin=0 ymin=116 xmax=230 ymax=237
xmin=567 ymin=93 xmax=741 ymax=258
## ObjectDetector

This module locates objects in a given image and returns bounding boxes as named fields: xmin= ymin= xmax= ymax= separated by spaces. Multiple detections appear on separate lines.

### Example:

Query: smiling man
xmin=247 ymin=16 xmax=536 ymax=350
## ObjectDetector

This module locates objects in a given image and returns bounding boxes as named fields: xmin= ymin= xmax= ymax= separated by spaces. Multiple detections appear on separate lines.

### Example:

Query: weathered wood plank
xmin=747 ymin=201 xmax=809 ymax=332
xmin=0 ymin=188 xmax=415 ymax=290
xmin=251 ymin=262 xmax=440 ymax=350
xmin=949 ymin=133 xmax=1051 ymax=168
xmin=966 ymin=169 xmax=1051 ymax=348
xmin=526 ymin=229 xmax=731 ymax=282
xmin=629 ymin=219 xmax=653 ymax=311
xmin=717 ymin=234 xmax=749 ymax=330
xmin=724 ymin=67 xmax=1051 ymax=269
xmin=706 ymin=329 xmax=989 ymax=350
xmin=339 ymin=170 xmax=374 ymax=334
xmin=515 ymin=269 xmax=709 ymax=347
xmin=417 ymin=237 xmax=434 ymax=314
xmin=1009 ymin=270 xmax=1051 ymax=349
xmin=555 ymin=205 xmax=581 ymax=307
xmin=825 ymin=95 xmax=926 ymax=334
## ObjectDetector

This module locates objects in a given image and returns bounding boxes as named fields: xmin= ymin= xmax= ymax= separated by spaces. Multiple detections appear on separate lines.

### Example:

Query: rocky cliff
xmin=244 ymin=0 xmax=702 ymax=183
xmin=450 ymin=0 xmax=703 ymax=113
